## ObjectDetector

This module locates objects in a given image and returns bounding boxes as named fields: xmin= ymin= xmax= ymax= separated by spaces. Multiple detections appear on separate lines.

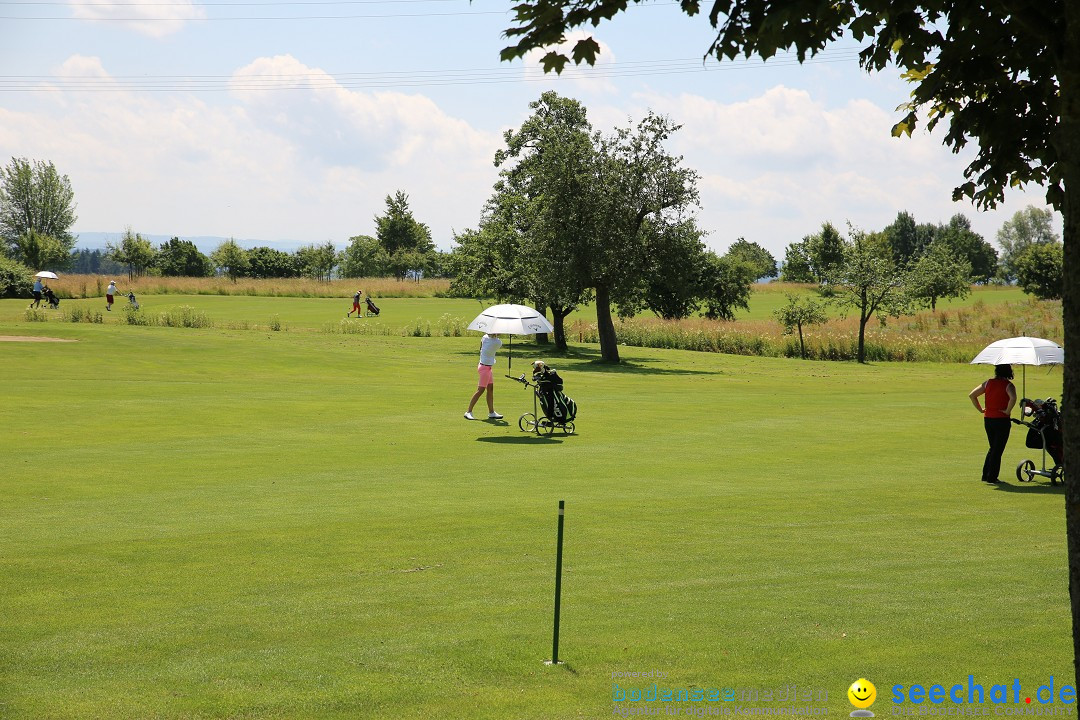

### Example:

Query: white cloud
xmin=615 ymin=87 xmax=1060 ymax=255
xmin=68 ymin=0 xmax=205 ymax=37
xmin=0 ymin=55 xmax=503 ymax=247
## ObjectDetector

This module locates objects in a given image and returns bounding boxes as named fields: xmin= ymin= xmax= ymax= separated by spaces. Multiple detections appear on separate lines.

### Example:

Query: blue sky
xmin=0 ymin=0 xmax=1061 ymax=256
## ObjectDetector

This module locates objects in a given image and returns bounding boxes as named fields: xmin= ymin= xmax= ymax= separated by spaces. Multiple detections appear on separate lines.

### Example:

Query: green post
xmin=552 ymin=500 xmax=565 ymax=664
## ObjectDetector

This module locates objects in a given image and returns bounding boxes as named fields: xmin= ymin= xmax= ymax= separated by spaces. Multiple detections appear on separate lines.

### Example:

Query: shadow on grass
xmin=992 ymin=480 xmax=1065 ymax=495
xmin=452 ymin=343 xmax=721 ymax=377
xmin=476 ymin=436 xmax=563 ymax=445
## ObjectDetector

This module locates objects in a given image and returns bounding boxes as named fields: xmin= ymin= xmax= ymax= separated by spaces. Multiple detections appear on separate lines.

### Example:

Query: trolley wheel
xmin=563 ymin=422 xmax=575 ymax=435
xmin=538 ymin=418 xmax=555 ymax=436
xmin=518 ymin=413 xmax=537 ymax=433
xmin=1016 ymin=459 xmax=1036 ymax=482
xmin=1051 ymin=466 xmax=1064 ymax=486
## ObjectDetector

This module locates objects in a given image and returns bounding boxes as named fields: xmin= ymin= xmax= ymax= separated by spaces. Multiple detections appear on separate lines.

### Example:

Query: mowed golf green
xmin=0 ymin=294 xmax=1068 ymax=720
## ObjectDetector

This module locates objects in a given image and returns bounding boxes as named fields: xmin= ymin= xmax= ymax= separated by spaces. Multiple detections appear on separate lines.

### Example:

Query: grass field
xmin=0 ymin=293 xmax=1070 ymax=720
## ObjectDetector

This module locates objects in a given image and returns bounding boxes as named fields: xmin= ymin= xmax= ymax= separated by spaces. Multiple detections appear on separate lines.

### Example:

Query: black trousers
xmin=982 ymin=417 xmax=1012 ymax=482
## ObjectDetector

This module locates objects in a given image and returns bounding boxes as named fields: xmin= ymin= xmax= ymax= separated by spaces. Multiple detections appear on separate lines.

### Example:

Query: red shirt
xmin=983 ymin=378 xmax=1013 ymax=419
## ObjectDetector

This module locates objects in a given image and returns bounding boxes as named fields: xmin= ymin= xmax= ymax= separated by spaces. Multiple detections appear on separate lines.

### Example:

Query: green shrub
xmin=436 ymin=314 xmax=464 ymax=337
xmin=68 ymin=306 xmax=103 ymax=324
xmin=23 ymin=308 xmax=48 ymax=322
xmin=121 ymin=305 xmax=212 ymax=328
xmin=0 ymin=256 xmax=33 ymax=298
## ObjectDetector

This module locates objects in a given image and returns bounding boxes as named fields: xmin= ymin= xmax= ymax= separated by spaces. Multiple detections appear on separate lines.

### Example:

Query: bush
xmin=121 ymin=305 xmax=212 ymax=328
xmin=0 ymin=256 xmax=33 ymax=298
xmin=23 ymin=308 xmax=48 ymax=322
xmin=68 ymin=306 xmax=104 ymax=323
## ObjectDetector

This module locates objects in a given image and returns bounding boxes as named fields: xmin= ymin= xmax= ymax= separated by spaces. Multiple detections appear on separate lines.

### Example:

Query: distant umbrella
xmin=34 ymin=271 xmax=59 ymax=279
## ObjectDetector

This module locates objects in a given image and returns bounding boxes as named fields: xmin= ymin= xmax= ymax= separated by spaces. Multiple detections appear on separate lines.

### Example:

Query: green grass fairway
xmin=0 ymin=297 xmax=1069 ymax=720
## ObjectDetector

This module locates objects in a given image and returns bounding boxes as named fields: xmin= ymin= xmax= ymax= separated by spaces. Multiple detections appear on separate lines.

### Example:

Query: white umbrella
xmin=971 ymin=336 xmax=1063 ymax=399
xmin=34 ymin=271 xmax=59 ymax=279
xmin=467 ymin=303 xmax=555 ymax=370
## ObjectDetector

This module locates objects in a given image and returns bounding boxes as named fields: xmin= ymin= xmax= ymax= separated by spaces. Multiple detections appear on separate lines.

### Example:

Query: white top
xmin=479 ymin=334 xmax=502 ymax=366
xmin=107 ymin=282 xmax=118 ymax=294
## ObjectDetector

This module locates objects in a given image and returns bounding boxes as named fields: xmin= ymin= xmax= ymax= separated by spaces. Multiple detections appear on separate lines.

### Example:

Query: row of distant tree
xmin=73 ymin=192 xmax=446 ymax=282
xmin=780 ymin=206 xmax=1063 ymax=301
xmin=0 ymin=157 xmax=445 ymax=287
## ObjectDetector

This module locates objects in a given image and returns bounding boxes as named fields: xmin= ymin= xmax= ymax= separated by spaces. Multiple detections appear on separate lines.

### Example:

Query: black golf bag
xmin=43 ymin=288 xmax=60 ymax=309
xmin=365 ymin=297 xmax=380 ymax=316
xmin=534 ymin=368 xmax=577 ymax=424
xmin=1023 ymin=398 xmax=1063 ymax=466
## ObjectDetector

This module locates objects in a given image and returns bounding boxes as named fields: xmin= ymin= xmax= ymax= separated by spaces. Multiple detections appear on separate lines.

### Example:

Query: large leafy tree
xmin=106 ymin=229 xmax=157 ymax=279
xmin=157 ymin=237 xmax=212 ymax=277
xmin=1014 ymin=242 xmax=1065 ymax=301
xmin=499 ymin=0 xmax=1080 ymax=681
xmin=699 ymin=252 xmax=755 ymax=321
xmin=0 ymin=157 xmax=78 ymax=259
xmin=12 ymin=229 xmax=69 ymax=270
xmin=806 ymin=222 xmax=846 ymax=283
xmin=211 ymin=239 xmax=249 ymax=282
xmin=338 ymin=235 xmax=387 ymax=278
xmin=246 ymin=246 xmax=299 ymax=279
xmin=375 ymin=191 xmax=435 ymax=280
xmin=996 ymin=205 xmax=1062 ymax=282
xmin=935 ymin=214 xmax=998 ymax=284
xmin=618 ymin=217 xmax=712 ymax=321
xmin=295 ymin=242 xmax=337 ymax=282
xmin=906 ymin=239 xmax=972 ymax=311
xmin=831 ymin=229 xmax=913 ymax=363
xmin=588 ymin=112 xmax=700 ymax=361
xmin=882 ymin=210 xmax=935 ymax=266
xmin=723 ymin=238 xmax=777 ymax=280
xmin=490 ymin=91 xmax=595 ymax=347
xmin=779 ymin=241 xmax=814 ymax=283
xmin=774 ymin=293 xmax=828 ymax=359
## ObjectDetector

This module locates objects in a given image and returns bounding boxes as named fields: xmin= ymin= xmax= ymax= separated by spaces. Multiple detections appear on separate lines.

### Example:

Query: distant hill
xmin=74 ymin=232 xmax=303 ymax=254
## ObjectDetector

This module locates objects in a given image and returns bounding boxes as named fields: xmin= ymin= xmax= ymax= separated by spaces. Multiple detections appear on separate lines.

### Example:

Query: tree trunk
xmin=595 ymin=283 xmax=620 ymax=362
xmin=534 ymin=301 xmax=550 ymax=344
xmin=1058 ymin=4 xmax=1080 ymax=692
xmin=857 ymin=309 xmax=868 ymax=364
xmin=797 ymin=323 xmax=806 ymax=359
xmin=551 ymin=305 xmax=570 ymax=352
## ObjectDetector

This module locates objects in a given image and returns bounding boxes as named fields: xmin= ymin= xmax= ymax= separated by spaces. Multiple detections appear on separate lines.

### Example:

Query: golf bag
xmin=365 ymin=297 xmax=380 ymax=316
xmin=127 ymin=292 xmax=140 ymax=310
xmin=43 ymin=288 xmax=60 ymax=309
xmin=534 ymin=368 xmax=577 ymax=423
xmin=1023 ymin=398 xmax=1063 ymax=466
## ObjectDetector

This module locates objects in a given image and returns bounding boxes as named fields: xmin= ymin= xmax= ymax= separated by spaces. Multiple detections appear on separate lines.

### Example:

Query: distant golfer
xmin=465 ymin=333 xmax=503 ymax=420
xmin=969 ymin=363 xmax=1017 ymax=484
xmin=347 ymin=289 xmax=363 ymax=318
xmin=105 ymin=280 xmax=120 ymax=311
xmin=29 ymin=278 xmax=43 ymax=308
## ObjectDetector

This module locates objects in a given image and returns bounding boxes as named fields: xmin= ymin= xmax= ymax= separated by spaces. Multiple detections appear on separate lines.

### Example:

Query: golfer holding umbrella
xmin=463 ymin=303 xmax=555 ymax=421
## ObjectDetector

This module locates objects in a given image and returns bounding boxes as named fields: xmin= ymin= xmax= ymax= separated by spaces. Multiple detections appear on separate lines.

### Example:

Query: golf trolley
xmin=1013 ymin=397 xmax=1064 ymax=485
xmin=507 ymin=373 xmax=576 ymax=436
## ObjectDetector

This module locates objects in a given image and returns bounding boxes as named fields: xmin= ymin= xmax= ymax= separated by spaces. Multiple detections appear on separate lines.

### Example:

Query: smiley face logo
xmin=848 ymin=679 xmax=877 ymax=709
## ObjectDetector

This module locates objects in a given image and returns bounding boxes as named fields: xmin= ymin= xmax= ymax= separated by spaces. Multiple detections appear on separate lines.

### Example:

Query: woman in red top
xmin=968 ymin=364 xmax=1017 ymax=484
